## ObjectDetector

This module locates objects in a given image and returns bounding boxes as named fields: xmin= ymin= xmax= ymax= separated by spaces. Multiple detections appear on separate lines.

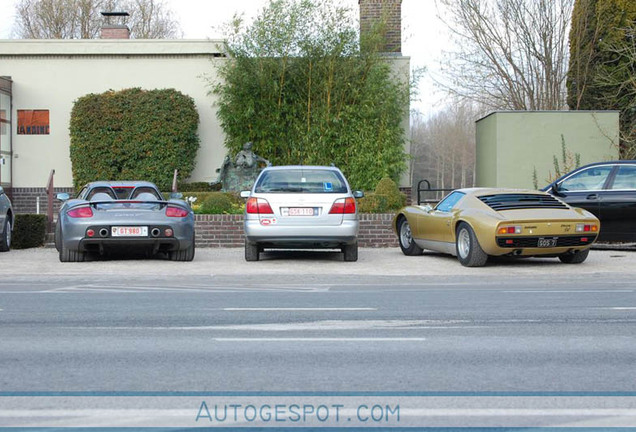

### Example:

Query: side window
xmin=610 ymin=165 xmax=636 ymax=190
xmin=77 ymin=187 xmax=87 ymax=199
xmin=436 ymin=191 xmax=465 ymax=212
xmin=559 ymin=166 xmax=613 ymax=191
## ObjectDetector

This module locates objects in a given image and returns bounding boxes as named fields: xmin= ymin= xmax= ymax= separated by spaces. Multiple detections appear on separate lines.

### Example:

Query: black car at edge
xmin=543 ymin=160 xmax=636 ymax=242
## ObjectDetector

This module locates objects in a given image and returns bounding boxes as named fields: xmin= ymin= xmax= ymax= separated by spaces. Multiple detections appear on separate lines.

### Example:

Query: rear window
xmin=255 ymin=169 xmax=348 ymax=193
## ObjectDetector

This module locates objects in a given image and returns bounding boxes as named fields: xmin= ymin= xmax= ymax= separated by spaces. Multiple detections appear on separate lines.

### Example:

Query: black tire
xmin=455 ymin=222 xmax=488 ymax=267
xmin=343 ymin=241 xmax=358 ymax=262
xmin=169 ymin=233 xmax=196 ymax=262
xmin=59 ymin=245 xmax=85 ymax=262
xmin=558 ymin=248 xmax=590 ymax=264
xmin=0 ymin=218 xmax=10 ymax=252
xmin=54 ymin=221 xmax=62 ymax=252
xmin=245 ymin=241 xmax=260 ymax=261
xmin=397 ymin=216 xmax=423 ymax=256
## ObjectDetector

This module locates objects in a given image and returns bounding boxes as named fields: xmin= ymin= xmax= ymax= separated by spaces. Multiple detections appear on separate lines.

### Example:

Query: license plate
xmin=287 ymin=207 xmax=317 ymax=216
xmin=538 ymin=238 xmax=557 ymax=248
xmin=111 ymin=226 xmax=148 ymax=237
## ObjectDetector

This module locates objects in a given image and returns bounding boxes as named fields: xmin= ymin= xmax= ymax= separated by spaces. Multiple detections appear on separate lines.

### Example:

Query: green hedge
xmin=12 ymin=214 xmax=47 ymax=249
xmin=357 ymin=177 xmax=406 ymax=213
xmin=69 ymin=88 xmax=200 ymax=191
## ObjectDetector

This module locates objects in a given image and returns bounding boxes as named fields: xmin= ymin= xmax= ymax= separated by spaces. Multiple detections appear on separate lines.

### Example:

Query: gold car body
xmin=393 ymin=188 xmax=600 ymax=257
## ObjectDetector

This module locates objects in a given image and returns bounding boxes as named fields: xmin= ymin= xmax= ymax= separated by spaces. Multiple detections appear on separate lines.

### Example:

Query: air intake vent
xmin=479 ymin=194 xmax=568 ymax=211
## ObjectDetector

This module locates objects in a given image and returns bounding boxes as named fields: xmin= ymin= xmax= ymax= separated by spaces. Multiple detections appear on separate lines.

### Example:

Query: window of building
xmin=17 ymin=109 xmax=50 ymax=135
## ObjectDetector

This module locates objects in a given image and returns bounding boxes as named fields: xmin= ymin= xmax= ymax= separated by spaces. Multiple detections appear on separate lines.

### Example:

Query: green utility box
xmin=476 ymin=111 xmax=620 ymax=189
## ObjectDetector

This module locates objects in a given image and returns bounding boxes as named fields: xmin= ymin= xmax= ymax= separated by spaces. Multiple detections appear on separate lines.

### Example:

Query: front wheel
xmin=558 ymin=248 xmax=589 ymax=264
xmin=0 ymin=218 xmax=11 ymax=252
xmin=397 ymin=217 xmax=423 ymax=256
xmin=455 ymin=222 xmax=488 ymax=267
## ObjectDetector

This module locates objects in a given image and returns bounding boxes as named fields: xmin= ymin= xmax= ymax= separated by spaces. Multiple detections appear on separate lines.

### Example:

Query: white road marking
xmin=607 ymin=307 xmax=636 ymax=310
xmin=504 ymin=290 xmax=633 ymax=293
xmin=222 ymin=307 xmax=377 ymax=311
xmin=214 ymin=337 xmax=427 ymax=342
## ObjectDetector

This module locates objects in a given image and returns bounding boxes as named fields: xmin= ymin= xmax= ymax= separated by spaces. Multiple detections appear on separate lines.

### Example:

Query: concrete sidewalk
xmin=2 ymin=247 xmax=634 ymax=277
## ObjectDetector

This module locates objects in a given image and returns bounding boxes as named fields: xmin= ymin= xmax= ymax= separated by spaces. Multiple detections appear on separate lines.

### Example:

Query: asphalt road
xmin=1 ymin=259 xmax=635 ymax=392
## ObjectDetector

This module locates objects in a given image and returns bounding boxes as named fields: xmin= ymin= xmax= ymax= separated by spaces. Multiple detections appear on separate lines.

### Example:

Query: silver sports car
xmin=55 ymin=181 xmax=195 ymax=262
xmin=0 ymin=186 xmax=13 ymax=252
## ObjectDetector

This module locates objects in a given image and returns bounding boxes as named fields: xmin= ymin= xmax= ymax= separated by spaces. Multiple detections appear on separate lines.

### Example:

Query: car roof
xmin=85 ymin=181 xmax=159 ymax=189
xmin=260 ymin=165 xmax=342 ymax=172
xmin=455 ymin=188 xmax=551 ymax=197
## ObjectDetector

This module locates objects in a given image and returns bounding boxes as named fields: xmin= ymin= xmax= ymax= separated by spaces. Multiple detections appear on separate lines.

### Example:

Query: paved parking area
xmin=2 ymin=247 xmax=635 ymax=277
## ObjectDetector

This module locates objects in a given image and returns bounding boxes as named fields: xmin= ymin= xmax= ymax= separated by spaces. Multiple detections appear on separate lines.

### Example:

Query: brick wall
xmin=194 ymin=213 xmax=398 ymax=248
xmin=359 ymin=0 xmax=402 ymax=53
xmin=11 ymin=187 xmax=74 ymax=215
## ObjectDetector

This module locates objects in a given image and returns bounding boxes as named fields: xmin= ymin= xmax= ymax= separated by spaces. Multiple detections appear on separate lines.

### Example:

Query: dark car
xmin=0 ymin=186 xmax=13 ymax=252
xmin=543 ymin=161 xmax=636 ymax=242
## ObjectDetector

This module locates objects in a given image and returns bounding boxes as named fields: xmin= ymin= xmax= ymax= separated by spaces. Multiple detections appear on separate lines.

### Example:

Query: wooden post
xmin=172 ymin=169 xmax=178 ymax=193
xmin=45 ymin=169 xmax=55 ymax=233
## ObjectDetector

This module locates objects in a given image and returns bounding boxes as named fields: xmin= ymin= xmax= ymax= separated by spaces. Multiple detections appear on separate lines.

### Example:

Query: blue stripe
xmin=2 ymin=391 xmax=636 ymax=397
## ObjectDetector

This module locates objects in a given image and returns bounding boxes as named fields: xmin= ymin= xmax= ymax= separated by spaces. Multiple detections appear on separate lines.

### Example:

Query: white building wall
xmin=0 ymin=39 xmax=225 ymax=188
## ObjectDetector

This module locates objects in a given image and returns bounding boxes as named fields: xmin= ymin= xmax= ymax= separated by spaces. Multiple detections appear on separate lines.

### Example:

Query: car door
xmin=551 ymin=165 xmax=614 ymax=220
xmin=418 ymin=191 xmax=464 ymax=243
xmin=600 ymin=164 xmax=636 ymax=242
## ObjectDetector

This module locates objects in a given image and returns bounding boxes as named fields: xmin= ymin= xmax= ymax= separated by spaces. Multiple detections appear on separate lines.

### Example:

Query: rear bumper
xmin=244 ymin=219 xmax=359 ymax=248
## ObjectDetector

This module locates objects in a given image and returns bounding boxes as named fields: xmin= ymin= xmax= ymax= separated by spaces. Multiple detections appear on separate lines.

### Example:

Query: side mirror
xmin=240 ymin=191 xmax=251 ymax=199
xmin=353 ymin=190 xmax=364 ymax=199
xmin=169 ymin=192 xmax=183 ymax=200
xmin=56 ymin=192 xmax=70 ymax=201
xmin=550 ymin=183 xmax=561 ymax=196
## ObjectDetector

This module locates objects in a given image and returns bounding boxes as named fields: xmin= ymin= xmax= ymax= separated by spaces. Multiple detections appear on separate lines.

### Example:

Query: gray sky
xmin=0 ymin=0 xmax=449 ymax=115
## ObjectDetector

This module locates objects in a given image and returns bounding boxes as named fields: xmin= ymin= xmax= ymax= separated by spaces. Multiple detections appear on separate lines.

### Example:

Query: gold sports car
xmin=393 ymin=188 xmax=600 ymax=267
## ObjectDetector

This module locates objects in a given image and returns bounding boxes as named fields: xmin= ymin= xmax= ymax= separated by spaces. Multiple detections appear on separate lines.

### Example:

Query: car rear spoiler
xmin=67 ymin=200 xmax=190 ymax=211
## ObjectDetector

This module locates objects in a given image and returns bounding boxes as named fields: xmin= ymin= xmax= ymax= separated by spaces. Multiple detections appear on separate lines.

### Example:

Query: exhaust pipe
xmin=513 ymin=249 xmax=523 ymax=256
xmin=151 ymin=228 xmax=161 ymax=237
xmin=99 ymin=228 xmax=109 ymax=237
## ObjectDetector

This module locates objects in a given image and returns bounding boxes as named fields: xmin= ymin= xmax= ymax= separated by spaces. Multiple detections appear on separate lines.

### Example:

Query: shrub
xmin=69 ymin=88 xmax=200 ymax=191
xmin=357 ymin=177 xmax=406 ymax=213
xmin=12 ymin=214 xmax=47 ymax=249
xmin=197 ymin=192 xmax=243 ymax=214
xmin=177 ymin=182 xmax=215 ymax=192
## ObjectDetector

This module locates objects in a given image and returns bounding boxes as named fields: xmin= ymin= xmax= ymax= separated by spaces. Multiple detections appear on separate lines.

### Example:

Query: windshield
xmin=254 ymin=169 xmax=348 ymax=194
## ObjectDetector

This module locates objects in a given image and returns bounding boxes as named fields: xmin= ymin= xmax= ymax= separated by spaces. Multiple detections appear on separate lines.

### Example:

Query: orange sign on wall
xmin=17 ymin=110 xmax=50 ymax=135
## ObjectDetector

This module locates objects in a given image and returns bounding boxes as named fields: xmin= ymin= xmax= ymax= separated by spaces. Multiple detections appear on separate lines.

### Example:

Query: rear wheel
xmin=397 ymin=217 xmax=423 ymax=256
xmin=169 ymin=233 xmax=196 ymax=262
xmin=59 ymin=245 xmax=85 ymax=262
xmin=456 ymin=222 xmax=488 ymax=267
xmin=0 ymin=218 xmax=11 ymax=252
xmin=343 ymin=241 xmax=358 ymax=262
xmin=54 ymin=221 xmax=62 ymax=252
xmin=245 ymin=241 xmax=260 ymax=261
xmin=558 ymin=248 xmax=589 ymax=264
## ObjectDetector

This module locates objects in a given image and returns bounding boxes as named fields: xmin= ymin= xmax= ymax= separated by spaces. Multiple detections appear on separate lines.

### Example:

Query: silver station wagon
xmin=241 ymin=166 xmax=364 ymax=262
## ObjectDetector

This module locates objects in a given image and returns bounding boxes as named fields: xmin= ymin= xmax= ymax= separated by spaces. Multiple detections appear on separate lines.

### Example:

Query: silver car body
xmin=243 ymin=166 xmax=360 ymax=260
xmin=56 ymin=181 xmax=195 ymax=261
xmin=0 ymin=186 xmax=14 ymax=252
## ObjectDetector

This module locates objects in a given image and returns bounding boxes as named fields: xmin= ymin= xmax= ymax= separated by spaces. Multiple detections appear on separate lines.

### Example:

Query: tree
xmin=437 ymin=0 xmax=574 ymax=110
xmin=567 ymin=0 xmax=636 ymax=157
xmin=212 ymin=0 xmax=411 ymax=190
xmin=410 ymin=101 xmax=485 ymax=199
xmin=13 ymin=0 xmax=181 ymax=39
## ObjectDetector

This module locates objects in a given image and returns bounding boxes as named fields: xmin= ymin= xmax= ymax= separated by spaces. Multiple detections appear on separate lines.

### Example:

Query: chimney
xmin=359 ymin=0 xmax=402 ymax=54
xmin=100 ymin=11 xmax=130 ymax=39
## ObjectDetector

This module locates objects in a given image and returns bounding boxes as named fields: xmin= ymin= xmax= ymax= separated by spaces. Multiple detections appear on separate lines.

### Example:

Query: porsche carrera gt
xmin=393 ymin=188 xmax=600 ymax=267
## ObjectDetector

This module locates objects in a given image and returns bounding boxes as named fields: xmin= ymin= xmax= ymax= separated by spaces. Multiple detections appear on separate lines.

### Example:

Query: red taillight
xmin=246 ymin=197 xmax=274 ymax=214
xmin=581 ymin=237 xmax=589 ymax=242
xmin=68 ymin=206 xmax=93 ymax=218
xmin=329 ymin=198 xmax=356 ymax=214
xmin=86 ymin=229 xmax=95 ymax=237
xmin=166 ymin=206 xmax=188 ymax=217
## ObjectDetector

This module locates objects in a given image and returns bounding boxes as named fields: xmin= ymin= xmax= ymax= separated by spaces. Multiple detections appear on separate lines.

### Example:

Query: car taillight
xmin=246 ymin=197 xmax=274 ymax=214
xmin=498 ymin=225 xmax=521 ymax=235
xmin=166 ymin=206 xmax=188 ymax=217
xmin=576 ymin=224 xmax=598 ymax=232
xmin=329 ymin=198 xmax=356 ymax=214
xmin=67 ymin=206 xmax=93 ymax=218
